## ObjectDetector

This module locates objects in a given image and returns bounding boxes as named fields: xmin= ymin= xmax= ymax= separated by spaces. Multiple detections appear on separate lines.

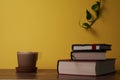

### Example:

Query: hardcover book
xmin=57 ymin=58 xmax=115 ymax=76
xmin=71 ymin=51 xmax=106 ymax=60
xmin=72 ymin=44 xmax=111 ymax=51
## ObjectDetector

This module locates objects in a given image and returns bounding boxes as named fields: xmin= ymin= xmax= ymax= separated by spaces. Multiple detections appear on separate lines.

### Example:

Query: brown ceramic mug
xmin=17 ymin=51 xmax=38 ymax=67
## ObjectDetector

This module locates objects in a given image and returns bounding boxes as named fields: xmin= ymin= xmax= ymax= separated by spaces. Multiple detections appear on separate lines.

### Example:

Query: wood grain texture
xmin=0 ymin=69 xmax=119 ymax=80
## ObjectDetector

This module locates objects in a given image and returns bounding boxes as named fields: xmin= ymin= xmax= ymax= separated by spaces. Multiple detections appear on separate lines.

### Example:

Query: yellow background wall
xmin=0 ymin=0 xmax=120 ymax=70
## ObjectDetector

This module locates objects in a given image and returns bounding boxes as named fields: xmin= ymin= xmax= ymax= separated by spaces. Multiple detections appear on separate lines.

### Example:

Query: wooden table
xmin=0 ymin=69 xmax=120 ymax=80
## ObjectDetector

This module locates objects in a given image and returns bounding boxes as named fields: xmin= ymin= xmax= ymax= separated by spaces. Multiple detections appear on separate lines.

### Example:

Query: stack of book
xmin=57 ymin=44 xmax=116 ymax=76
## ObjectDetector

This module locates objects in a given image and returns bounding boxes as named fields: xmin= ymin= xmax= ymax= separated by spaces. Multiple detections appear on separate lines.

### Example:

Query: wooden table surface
xmin=0 ymin=69 xmax=120 ymax=80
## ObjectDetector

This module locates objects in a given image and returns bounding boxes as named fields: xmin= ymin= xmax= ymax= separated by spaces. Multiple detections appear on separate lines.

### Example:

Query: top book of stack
xmin=72 ymin=44 xmax=111 ymax=51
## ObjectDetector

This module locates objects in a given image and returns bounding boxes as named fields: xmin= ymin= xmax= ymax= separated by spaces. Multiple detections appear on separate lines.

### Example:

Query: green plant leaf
xmin=96 ymin=10 xmax=100 ymax=17
xmin=91 ymin=2 xmax=100 ymax=12
xmin=86 ymin=10 xmax=92 ymax=20
xmin=80 ymin=1 xmax=101 ymax=29
xmin=82 ymin=23 xmax=91 ymax=29
xmin=91 ymin=2 xmax=100 ymax=18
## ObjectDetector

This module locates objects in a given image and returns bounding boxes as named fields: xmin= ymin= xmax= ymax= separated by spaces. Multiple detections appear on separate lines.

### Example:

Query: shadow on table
xmin=16 ymin=72 xmax=37 ymax=79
